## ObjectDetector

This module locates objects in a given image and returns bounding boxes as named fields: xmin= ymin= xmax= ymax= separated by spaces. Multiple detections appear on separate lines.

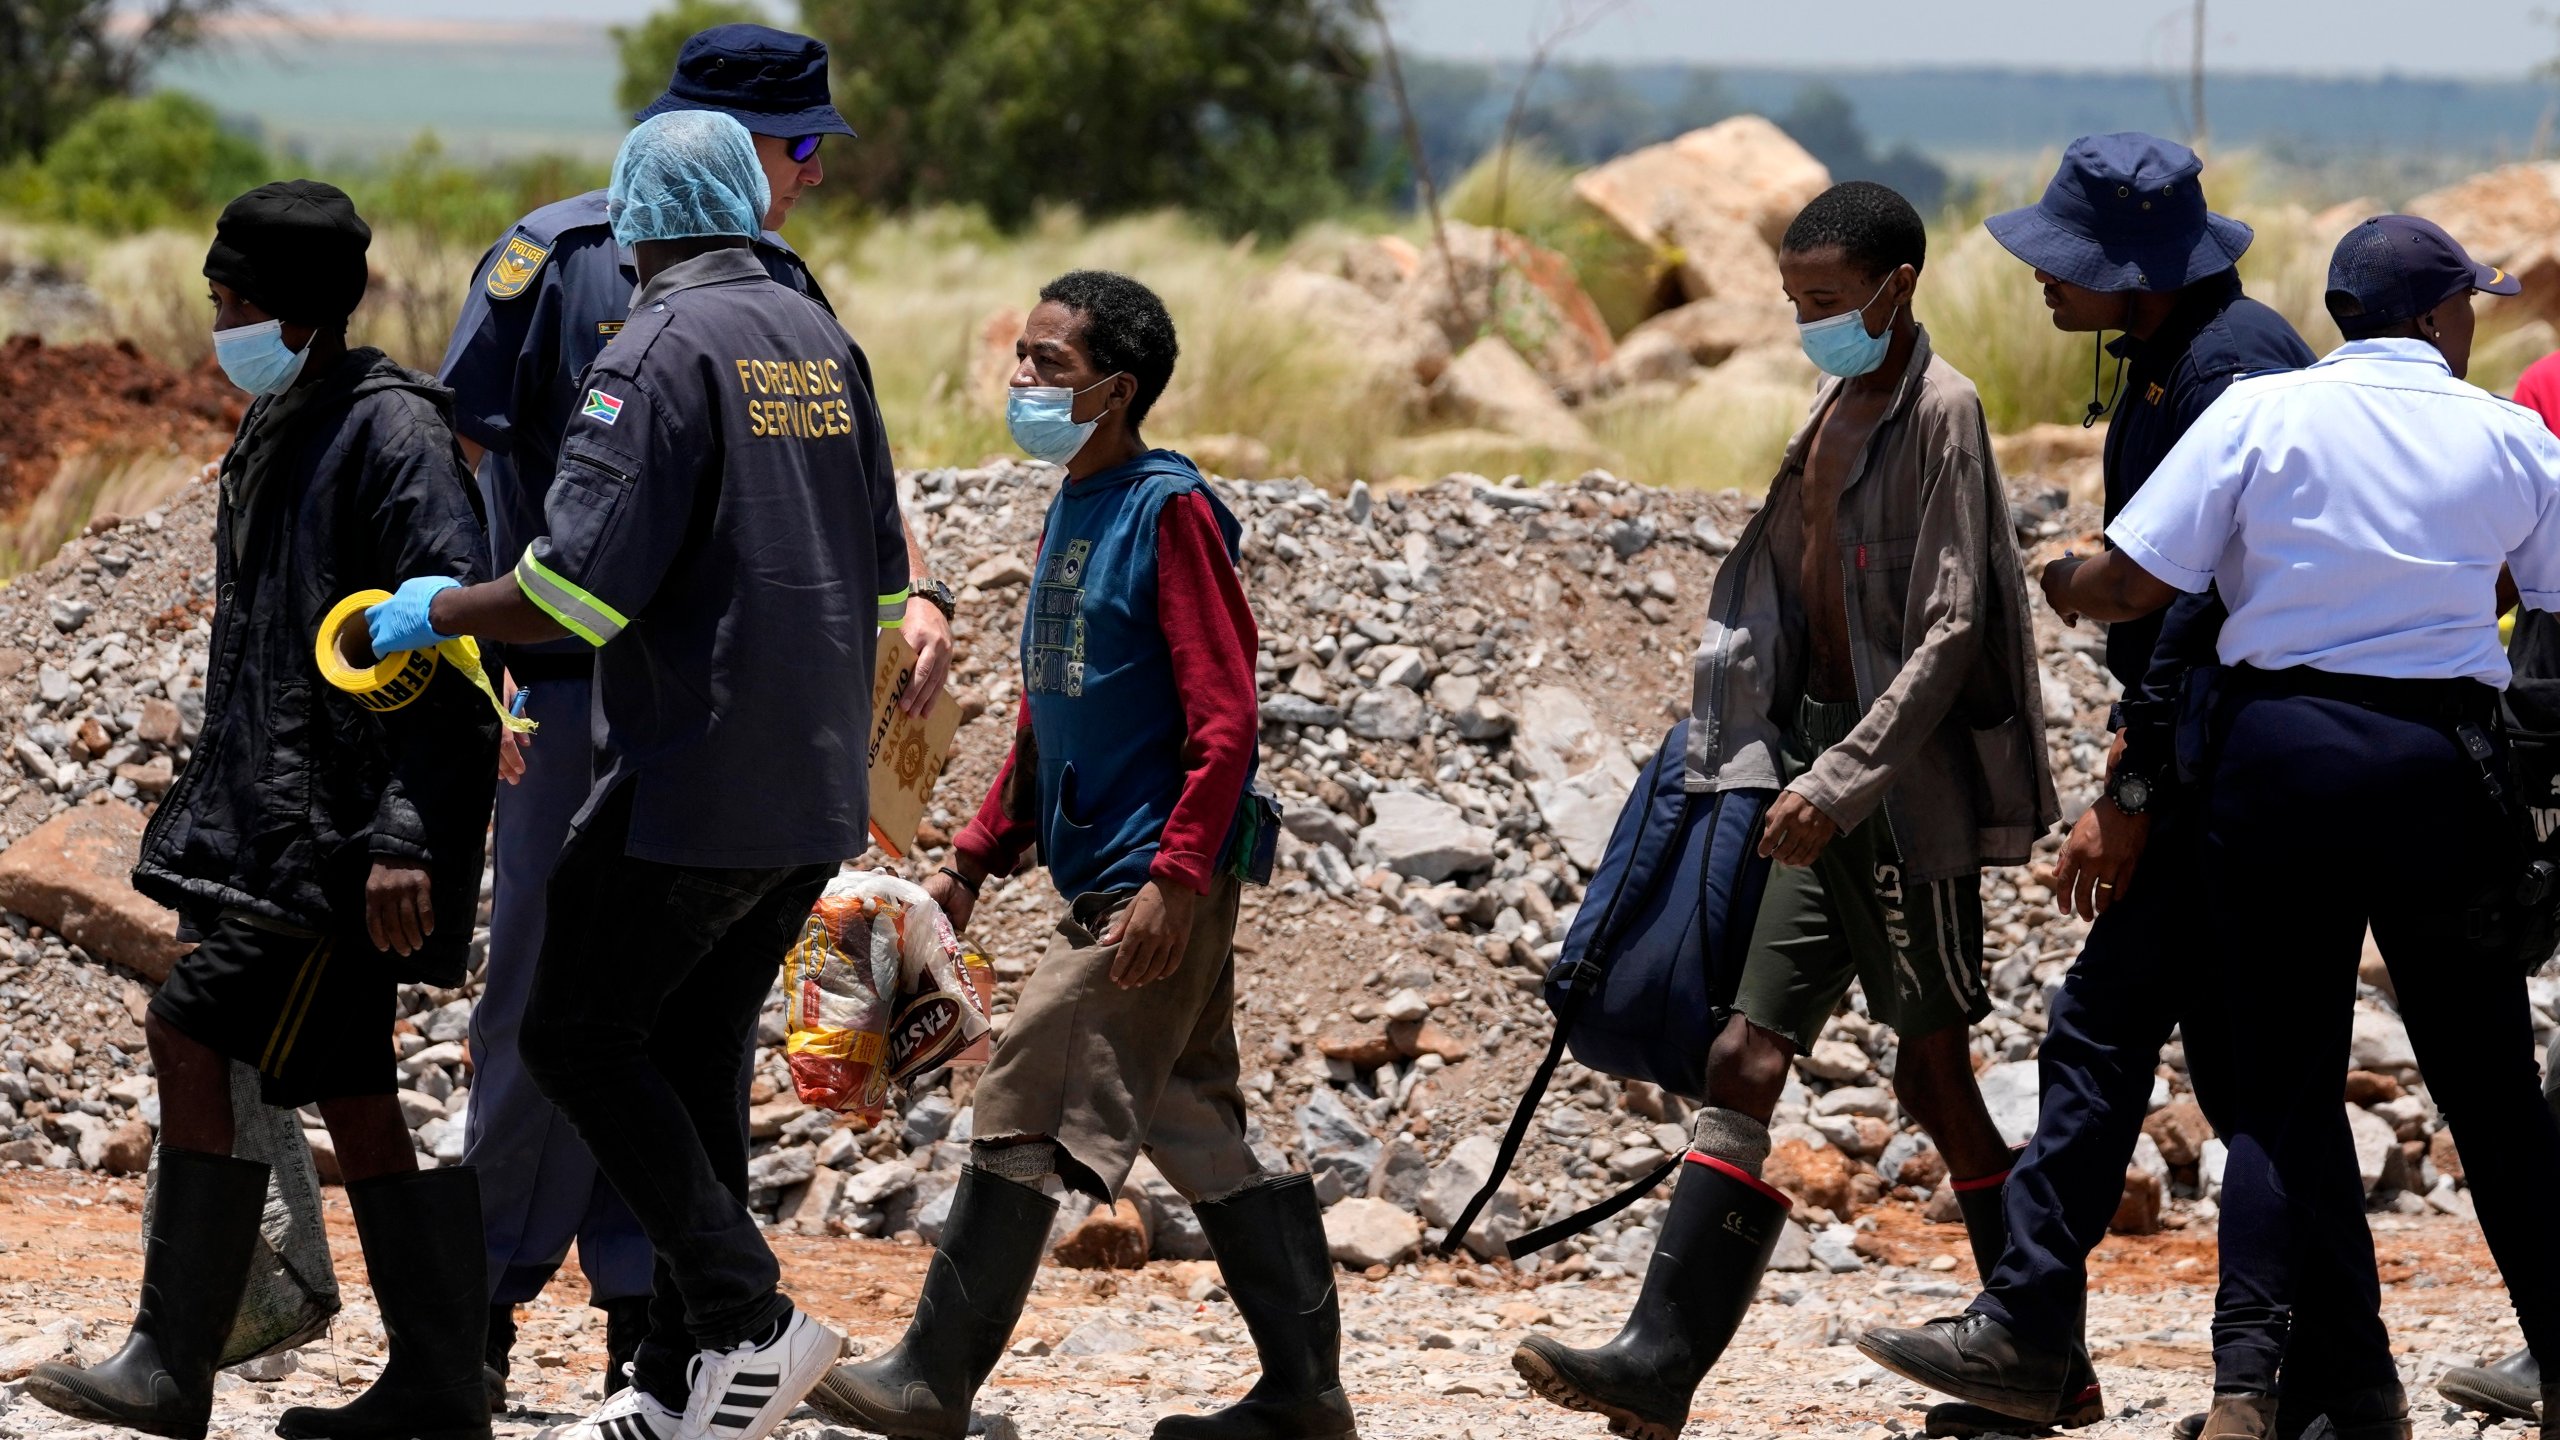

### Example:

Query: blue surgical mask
xmin=213 ymin=319 xmax=313 ymax=396
xmin=1006 ymin=374 xmax=1121 ymax=467
xmin=1797 ymin=276 xmax=1897 ymax=379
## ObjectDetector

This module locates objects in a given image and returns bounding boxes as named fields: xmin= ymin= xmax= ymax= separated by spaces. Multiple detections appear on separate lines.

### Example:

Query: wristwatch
xmin=912 ymin=579 xmax=957 ymax=619
xmin=2106 ymin=768 xmax=2154 ymax=817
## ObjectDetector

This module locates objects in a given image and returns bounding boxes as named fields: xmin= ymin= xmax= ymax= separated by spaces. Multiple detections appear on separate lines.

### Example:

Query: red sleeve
xmin=2517 ymin=353 xmax=2560 ymax=435
xmin=1150 ymin=489 xmax=1260 ymax=892
xmin=952 ymin=696 xmax=1035 ymax=877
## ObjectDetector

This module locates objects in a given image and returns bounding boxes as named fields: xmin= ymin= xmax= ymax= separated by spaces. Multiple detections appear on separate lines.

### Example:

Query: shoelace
xmin=682 ymin=1339 xmax=779 ymax=1438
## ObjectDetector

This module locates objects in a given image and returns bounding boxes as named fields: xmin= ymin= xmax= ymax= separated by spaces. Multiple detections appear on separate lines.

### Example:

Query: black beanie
xmin=203 ymin=179 xmax=372 ymax=328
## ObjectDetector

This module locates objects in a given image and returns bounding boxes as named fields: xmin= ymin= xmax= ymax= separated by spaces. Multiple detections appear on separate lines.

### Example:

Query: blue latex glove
xmin=365 ymin=575 xmax=462 ymax=657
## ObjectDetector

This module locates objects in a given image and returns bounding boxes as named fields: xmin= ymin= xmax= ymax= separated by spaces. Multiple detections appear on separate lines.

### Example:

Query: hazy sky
xmin=250 ymin=0 xmax=2556 ymax=79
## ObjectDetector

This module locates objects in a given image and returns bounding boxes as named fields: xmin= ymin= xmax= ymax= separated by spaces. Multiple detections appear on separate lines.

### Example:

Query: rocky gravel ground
xmin=0 ymin=459 xmax=2545 ymax=1432
xmin=0 ymin=1169 xmax=2536 ymax=1440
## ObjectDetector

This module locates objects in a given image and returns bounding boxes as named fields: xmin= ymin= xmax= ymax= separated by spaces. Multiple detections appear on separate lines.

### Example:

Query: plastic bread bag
xmin=782 ymin=872 xmax=993 ymax=1119
xmin=883 ymin=900 xmax=995 ymax=1083
xmin=780 ymin=879 xmax=904 ymax=1119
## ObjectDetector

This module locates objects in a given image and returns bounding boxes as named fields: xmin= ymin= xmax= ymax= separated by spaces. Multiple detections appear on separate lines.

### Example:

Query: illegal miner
xmin=25 ymin=180 xmax=500 ymax=1440
xmin=807 ymin=270 xmax=1341 ymax=1440
xmin=1512 ymin=181 xmax=2057 ymax=1440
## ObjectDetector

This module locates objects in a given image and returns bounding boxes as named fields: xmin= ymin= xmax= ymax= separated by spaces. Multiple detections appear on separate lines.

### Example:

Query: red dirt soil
xmin=0 ymin=335 xmax=240 ymax=513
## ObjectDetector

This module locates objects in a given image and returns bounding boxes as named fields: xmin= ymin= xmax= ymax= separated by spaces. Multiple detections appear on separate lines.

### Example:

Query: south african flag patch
xmin=581 ymin=389 xmax=623 ymax=425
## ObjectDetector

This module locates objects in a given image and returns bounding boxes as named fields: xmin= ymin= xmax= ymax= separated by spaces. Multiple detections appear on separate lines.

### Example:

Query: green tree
xmin=30 ymin=89 xmax=270 ymax=232
xmin=611 ymin=0 xmax=772 ymax=116
xmin=798 ymin=0 xmax=1372 ymax=236
xmin=0 ymin=0 xmax=261 ymax=162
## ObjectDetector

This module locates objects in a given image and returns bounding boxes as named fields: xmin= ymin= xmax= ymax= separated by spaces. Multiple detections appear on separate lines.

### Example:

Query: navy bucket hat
xmin=1986 ymin=132 xmax=2253 ymax=293
xmin=635 ymin=23 xmax=856 ymax=139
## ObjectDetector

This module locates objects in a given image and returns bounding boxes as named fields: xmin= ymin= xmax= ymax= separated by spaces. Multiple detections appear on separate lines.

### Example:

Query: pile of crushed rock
xmin=0 ymin=460 xmax=2537 ymax=1284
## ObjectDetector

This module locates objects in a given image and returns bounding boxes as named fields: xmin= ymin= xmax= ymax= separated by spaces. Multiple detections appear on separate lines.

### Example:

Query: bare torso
xmin=1796 ymin=387 xmax=1892 ymax=702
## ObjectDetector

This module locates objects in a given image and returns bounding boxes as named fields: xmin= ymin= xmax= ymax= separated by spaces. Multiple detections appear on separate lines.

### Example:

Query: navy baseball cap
xmin=634 ymin=24 xmax=855 ymax=139
xmin=2326 ymin=215 xmax=2521 ymax=339
xmin=1985 ymin=133 xmax=2252 ymax=293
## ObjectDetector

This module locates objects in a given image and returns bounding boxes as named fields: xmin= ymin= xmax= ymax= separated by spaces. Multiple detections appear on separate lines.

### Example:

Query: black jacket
xmin=136 ymin=349 xmax=499 ymax=984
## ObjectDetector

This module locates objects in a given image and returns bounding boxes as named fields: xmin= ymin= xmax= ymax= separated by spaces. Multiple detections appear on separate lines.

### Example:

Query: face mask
xmin=1006 ymin=374 xmax=1121 ymax=466
xmin=213 ymin=319 xmax=312 ymax=396
xmin=1796 ymin=275 xmax=1897 ymax=379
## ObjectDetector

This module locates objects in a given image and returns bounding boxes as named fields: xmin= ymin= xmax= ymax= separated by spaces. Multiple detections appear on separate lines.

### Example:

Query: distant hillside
xmin=149 ymin=22 xmax=2556 ymax=201
xmin=154 ymin=19 xmax=623 ymax=162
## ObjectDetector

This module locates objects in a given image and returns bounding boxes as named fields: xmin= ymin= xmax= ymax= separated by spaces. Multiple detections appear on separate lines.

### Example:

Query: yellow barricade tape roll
xmin=314 ymin=589 xmax=537 ymax=734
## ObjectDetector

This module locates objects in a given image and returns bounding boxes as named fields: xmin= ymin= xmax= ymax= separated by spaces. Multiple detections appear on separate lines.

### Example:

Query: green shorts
xmin=1734 ymin=697 xmax=1989 ymax=1051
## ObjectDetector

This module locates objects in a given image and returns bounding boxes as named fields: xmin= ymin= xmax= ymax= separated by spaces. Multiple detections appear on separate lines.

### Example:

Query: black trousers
xmin=1970 ymin=808 xmax=2386 ymax=1394
xmin=2204 ymin=689 xmax=2560 ymax=1393
xmin=521 ymin=781 xmax=831 ymax=1403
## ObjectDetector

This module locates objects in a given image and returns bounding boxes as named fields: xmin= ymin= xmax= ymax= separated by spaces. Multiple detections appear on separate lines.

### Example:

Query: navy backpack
xmin=1439 ymin=717 xmax=1776 ymax=1257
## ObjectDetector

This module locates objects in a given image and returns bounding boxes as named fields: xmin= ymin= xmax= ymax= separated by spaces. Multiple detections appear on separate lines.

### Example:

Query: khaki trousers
xmin=972 ymin=875 xmax=1264 ymax=1203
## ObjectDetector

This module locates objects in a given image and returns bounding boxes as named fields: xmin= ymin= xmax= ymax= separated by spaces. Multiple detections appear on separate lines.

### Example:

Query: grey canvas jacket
xmin=1686 ymin=327 xmax=2058 ymax=882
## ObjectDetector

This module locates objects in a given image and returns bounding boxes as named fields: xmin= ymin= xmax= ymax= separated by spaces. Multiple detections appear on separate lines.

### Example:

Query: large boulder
xmin=1574 ymin=117 xmax=1831 ymax=308
xmin=0 ymin=800 xmax=186 ymax=981
xmin=1510 ymin=686 xmax=1640 ymax=871
xmin=1257 ymin=267 xmax=1450 ymax=413
xmin=1359 ymin=790 xmax=1496 ymax=883
xmin=1622 ymin=295 xmax=1798 ymax=370
xmin=1433 ymin=337 xmax=1592 ymax=451
xmin=2408 ymin=163 xmax=2560 ymax=326
xmin=1395 ymin=223 xmax=1617 ymax=394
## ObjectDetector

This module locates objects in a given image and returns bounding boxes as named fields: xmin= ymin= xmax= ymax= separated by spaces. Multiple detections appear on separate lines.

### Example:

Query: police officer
xmin=435 ymin=22 xmax=950 ymax=1401
xmin=1857 ymin=134 xmax=2390 ymax=1437
xmin=366 ymin=110 xmax=904 ymax=1440
xmin=2039 ymin=215 xmax=2560 ymax=1440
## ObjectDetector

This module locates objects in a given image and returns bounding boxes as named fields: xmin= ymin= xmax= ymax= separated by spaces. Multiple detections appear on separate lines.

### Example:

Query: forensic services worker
xmin=2040 ymin=215 xmax=2560 ymax=1440
xmin=1858 ymin=134 xmax=2405 ymax=1440
xmin=26 ymin=181 xmax=499 ymax=1440
xmin=361 ymin=111 xmax=909 ymax=1440
xmin=435 ymin=21 xmax=951 ymax=1402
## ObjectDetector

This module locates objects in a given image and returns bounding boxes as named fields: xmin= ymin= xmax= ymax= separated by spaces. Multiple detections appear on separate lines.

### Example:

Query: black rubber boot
xmin=23 ymin=1148 xmax=269 ymax=1440
xmin=1154 ymin=1173 xmax=1357 ymax=1440
xmin=2439 ymin=1347 xmax=2541 ymax=1422
xmin=277 ymin=1167 xmax=492 ymax=1440
xmin=1512 ymin=1156 xmax=1787 ymax=1440
xmin=806 ymin=1167 xmax=1057 ymax=1439
xmin=483 ymin=1305 xmax=514 ymax=1412
xmin=1859 ymin=1312 xmax=2104 ymax=1429
xmin=601 ymin=1295 xmax=653 ymax=1398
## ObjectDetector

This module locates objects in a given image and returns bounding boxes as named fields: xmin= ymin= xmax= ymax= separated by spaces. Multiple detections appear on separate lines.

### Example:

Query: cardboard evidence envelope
xmin=867 ymin=627 xmax=963 ymax=858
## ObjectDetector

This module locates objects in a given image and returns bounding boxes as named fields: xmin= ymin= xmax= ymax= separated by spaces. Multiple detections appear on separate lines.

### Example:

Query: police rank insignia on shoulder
xmin=486 ymin=235 xmax=550 ymax=300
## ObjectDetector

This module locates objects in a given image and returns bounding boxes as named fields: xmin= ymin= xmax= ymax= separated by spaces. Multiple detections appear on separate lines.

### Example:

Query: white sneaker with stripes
xmin=547 ymin=1383 xmax=679 ymax=1440
xmin=677 ymin=1308 xmax=843 ymax=1440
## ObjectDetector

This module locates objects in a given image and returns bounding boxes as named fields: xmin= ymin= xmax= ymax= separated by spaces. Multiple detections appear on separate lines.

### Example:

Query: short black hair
xmin=1038 ymin=269 xmax=1180 ymax=427
xmin=1780 ymin=181 xmax=1928 ymax=279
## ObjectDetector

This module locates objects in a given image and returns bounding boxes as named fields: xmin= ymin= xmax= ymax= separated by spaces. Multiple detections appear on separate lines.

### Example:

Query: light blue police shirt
xmin=2108 ymin=337 xmax=2560 ymax=687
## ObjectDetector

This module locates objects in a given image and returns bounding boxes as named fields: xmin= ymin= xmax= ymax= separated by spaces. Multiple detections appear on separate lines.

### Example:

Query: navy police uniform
xmin=510 ymin=244 xmax=907 ymax=1401
xmin=2108 ymin=214 xmax=2560 ymax=1409
xmin=1971 ymin=269 xmax=2321 ymax=1356
xmin=434 ymin=190 xmax=831 ymax=1316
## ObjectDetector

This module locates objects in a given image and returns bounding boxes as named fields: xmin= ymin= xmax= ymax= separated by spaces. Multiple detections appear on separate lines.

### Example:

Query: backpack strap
xmin=1432 ymin=763 xmax=1665 ymax=1258
xmin=1502 ymin=1153 xmax=1683 ymax=1259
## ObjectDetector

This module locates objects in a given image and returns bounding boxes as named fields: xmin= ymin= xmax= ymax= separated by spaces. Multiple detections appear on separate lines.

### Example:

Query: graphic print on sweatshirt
xmin=1028 ymin=538 xmax=1092 ymax=698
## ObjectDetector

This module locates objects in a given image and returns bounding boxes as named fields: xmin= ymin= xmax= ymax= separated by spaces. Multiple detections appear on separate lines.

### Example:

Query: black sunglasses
xmin=787 ymin=135 xmax=824 ymax=163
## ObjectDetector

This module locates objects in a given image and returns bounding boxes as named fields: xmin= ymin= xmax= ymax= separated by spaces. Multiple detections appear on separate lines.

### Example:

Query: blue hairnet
xmin=606 ymin=110 xmax=772 ymax=246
